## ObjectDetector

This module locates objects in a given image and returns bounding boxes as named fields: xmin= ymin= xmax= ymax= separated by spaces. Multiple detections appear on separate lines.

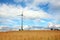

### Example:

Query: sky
xmin=0 ymin=0 xmax=60 ymax=29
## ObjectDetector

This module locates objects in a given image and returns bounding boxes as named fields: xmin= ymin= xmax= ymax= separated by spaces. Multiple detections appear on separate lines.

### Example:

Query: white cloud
xmin=55 ymin=24 xmax=60 ymax=27
xmin=0 ymin=0 xmax=60 ymax=28
xmin=14 ymin=0 xmax=60 ymax=21
xmin=0 ymin=4 xmax=22 ymax=18
xmin=0 ymin=0 xmax=60 ymax=31
xmin=23 ymin=9 xmax=51 ymax=19
xmin=49 ymin=0 xmax=60 ymax=8
xmin=14 ymin=0 xmax=49 ymax=5
xmin=48 ymin=22 xmax=54 ymax=27
xmin=0 ymin=4 xmax=51 ymax=19
xmin=14 ymin=0 xmax=49 ymax=9
xmin=48 ymin=22 xmax=60 ymax=28
xmin=0 ymin=4 xmax=52 ymax=28
xmin=47 ymin=0 xmax=60 ymax=21
xmin=33 ymin=0 xmax=48 ymax=5
xmin=0 ymin=18 xmax=17 ymax=27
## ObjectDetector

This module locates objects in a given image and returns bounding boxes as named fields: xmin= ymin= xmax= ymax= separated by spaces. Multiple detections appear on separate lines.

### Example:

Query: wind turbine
xmin=18 ymin=9 xmax=24 ymax=31
xmin=21 ymin=11 xmax=23 ymax=30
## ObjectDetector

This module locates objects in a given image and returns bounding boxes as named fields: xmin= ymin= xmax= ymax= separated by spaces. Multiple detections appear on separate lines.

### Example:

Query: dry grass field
xmin=0 ymin=30 xmax=60 ymax=40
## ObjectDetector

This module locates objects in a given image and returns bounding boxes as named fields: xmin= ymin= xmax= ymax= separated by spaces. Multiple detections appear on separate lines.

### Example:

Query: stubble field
xmin=0 ymin=30 xmax=60 ymax=40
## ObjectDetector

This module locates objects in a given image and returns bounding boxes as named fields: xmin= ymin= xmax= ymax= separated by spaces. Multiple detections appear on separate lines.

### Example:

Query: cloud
xmin=31 ymin=0 xmax=60 ymax=22
xmin=48 ymin=22 xmax=60 ymax=28
xmin=49 ymin=0 xmax=60 ymax=8
xmin=0 ymin=0 xmax=60 ymax=29
xmin=14 ymin=0 xmax=49 ymax=5
xmin=0 ymin=4 xmax=51 ymax=19
xmin=0 ymin=4 xmax=22 ymax=18
xmin=14 ymin=0 xmax=49 ymax=8
xmin=0 ymin=3 xmax=53 ymax=29
xmin=0 ymin=25 xmax=20 ymax=32
xmin=47 ymin=0 xmax=60 ymax=21
xmin=23 ymin=10 xmax=51 ymax=19
xmin=33 ymin=0 xmax=49 ymax=5
xmin=55 ymin=24 xmax=60 ymax=27
xmin=1 ymin=0 xmax=59 ymax=21
xmin=48 ymin=22 xmax=54 ymax=27
xmin=0 ymin=1 xmax=55 ymax=25
xmin=0 ymin=18 xmax=17 ymax=27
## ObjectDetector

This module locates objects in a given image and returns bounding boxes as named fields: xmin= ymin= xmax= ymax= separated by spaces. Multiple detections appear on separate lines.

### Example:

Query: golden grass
xmin=0 ymin=30 xmax=60 ymax=40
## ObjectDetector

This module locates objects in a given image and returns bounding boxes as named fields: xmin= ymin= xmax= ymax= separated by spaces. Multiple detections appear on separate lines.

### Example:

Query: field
xmin=0 ymin=30 xmax=60 ymax=40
